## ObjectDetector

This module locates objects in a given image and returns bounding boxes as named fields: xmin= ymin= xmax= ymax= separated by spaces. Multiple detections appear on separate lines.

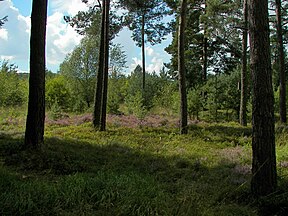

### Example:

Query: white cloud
xmin=146 ymin=57 xmax=164 ymax=73
xmin=0 ymin=1 xmax=30 ymax=63
xmin=0 ymin=29 xmax=8 ymax=40
xmin=0 ymin=0 xmax=86 ymax=72
xmin=1 ymin=55 xmax=14 ymax=60
xmin=145 ymin=46 xmax=154 ymax=56
xmin=129 ymin=52 xmax=164 ymax=74
xmin=46 ymin=12 xmax=83 ymax=66
xmin=129 ymin=57 xmax=142 ymax=72
xmin=50 ymin=0 xmax=92 ymax=15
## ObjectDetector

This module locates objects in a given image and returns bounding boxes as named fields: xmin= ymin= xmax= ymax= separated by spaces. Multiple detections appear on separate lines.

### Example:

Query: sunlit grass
xmin=0 ymin=107 xmax=288 ymax=215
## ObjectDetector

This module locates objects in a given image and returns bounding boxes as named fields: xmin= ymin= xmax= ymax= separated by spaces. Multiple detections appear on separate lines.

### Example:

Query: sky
xmin=0 ymin=0 xmax=172 ymax=74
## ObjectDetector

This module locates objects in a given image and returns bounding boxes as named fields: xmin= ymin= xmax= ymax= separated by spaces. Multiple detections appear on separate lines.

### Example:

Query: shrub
xmin=46 ymin=75 xmax=72 ymax=111
xmin=0 ymin=62 xmax=28 ymax=107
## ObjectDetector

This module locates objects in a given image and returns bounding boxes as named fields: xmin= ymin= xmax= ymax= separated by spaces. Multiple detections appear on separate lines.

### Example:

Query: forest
xmin=1 ymin=0 xmax=288 ymax=215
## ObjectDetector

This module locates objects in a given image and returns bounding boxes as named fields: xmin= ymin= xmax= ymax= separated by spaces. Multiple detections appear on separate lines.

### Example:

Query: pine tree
xmin=275 ymin=0 xmax=287 ymax=124
xmin=100 ymin=0 xmax=111 ymax=131
xmin=93 ymin=0 xmax=106 ymax=129
xmin=24 ymin=0 xmax=48 ymax=148
xmin=178 ymin=0 xmax=188 ymax=134
xmin=117 ymin=0 xmax=171 ymax=91
xmin=240 ymin=0 xmax=248 ymax=126
xmin=248 ymin=0 xmax=277 ymax=196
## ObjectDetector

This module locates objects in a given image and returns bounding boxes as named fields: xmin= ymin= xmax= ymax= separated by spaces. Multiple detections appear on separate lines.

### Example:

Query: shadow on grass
xmin=0 ymin=134 xmax=286 ymax=215
xmin=200 ymin=125 xmax=252 ymax=137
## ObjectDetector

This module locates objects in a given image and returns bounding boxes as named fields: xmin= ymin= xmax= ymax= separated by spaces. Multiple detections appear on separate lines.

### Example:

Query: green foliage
xmin=117 ymin=0 xmax=171 ymax=46
xmin=110 ymin=43 xmax=127 ymax=74
xmin=187 ymin=88 xmax=203 ymax=120
xmin=126 ymin=65 xmax=171 ymax=111
xmin=166 ymin=0 xmax=242 ymax=86
xmin=107 ymin=73 xmax=127 ymax=114
xmin=46 ymin=75 xmax=71 ymax=111
xmin=60 ymin=36 xmax=99 ymax=109
xmin=202 ymin=69 xmax=242 ymax=121
xmin=124 ymin=91 xmax=147 ymax=119
xmin=0 ymin=60 xmax=28 ymax=107
xmin=49 ymin=101 xmax=64 ymax=120
xmin=153 ymin=82 xmax=178 ymax=115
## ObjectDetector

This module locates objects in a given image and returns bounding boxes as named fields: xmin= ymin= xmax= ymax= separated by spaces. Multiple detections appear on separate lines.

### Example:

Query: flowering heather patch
xmin=107 ymin=114 xmax=188 ymax=128
xmin=45 ymin=113 xmax=201 ymax=129
xmin=107 ymin=114 xmax=140 ymax=128
xmin=232 ymin=164 xmax=251 ymax=175
xmin=3 ymin=116 xmax=21 ymax=126
xmin=45 ymin=115 xmax=72 ymax=126
xmin=45 ymin=113 xmax=93 ymax=126
xmin=219 ymin=146 xmax=250 ymax=164
xmin=73 ymin=114 xmax=93 ymax=125
xmin=279 ymin=161 xmax=288 ymax=168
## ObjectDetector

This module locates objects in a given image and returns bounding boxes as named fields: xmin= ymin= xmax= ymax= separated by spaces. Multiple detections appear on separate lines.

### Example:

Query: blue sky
xmin=0 ymin=0 xmax=172 ymax=74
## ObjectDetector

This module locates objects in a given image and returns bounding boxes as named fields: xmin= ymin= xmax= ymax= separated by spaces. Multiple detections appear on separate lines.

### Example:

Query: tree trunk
xmin=202 ymin=36 xmax=208 ymax=82
xmin=24 ymin=0 xmax=48 ymax=149
xmin=178 ymin=0 xmax=188 ymax=135
xmin=202 ymin=0 xmax=208 ymax=82
xmin=276 ymin=0 xmax=286 ymax=124
xmin=240 ymin=0 xmax=248 ymax=126
xmin=141 ymin=12 xmax=146 ymax=92
xmin=93 ymin=0 xmax=105 ymax=129
xmin=248 ymin=0 xmax=277 ymax=196
xmin=100 ymin=0 xmax=110 ymax=131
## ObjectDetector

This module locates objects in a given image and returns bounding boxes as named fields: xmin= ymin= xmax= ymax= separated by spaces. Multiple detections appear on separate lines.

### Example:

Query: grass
xmin=0 ymin=108 xmax=288 ymax=215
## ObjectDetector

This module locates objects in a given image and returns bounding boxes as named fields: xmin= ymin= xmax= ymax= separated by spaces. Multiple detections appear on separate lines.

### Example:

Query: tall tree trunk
xmin=240 ymin=0 xmax=248 ymax=126
xmin=93 ymin=0 xmax=105 ymax=129
xmin=202 ymin=0 xmax=208 ymax=82
xmin=178 ymin=0 xmax=188 ymax=135
xmin=248 ymin=0 xmax=277 ymax=196
xmin=100 ymin=0 xmax=110 ymax=131
xmin=276 ymin=0 xmax=286 ymax=124
xmin=141 ymin=12 xmax=146 ymax=92
xmin=202 ymin=36 xmax=208 ymax=82
xmin=24 ymin=0 xmax=48 ymax=149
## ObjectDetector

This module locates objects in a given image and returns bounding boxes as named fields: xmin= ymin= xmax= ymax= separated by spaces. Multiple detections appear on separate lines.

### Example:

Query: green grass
xmin=1 ymin=108 xmax=288 ymax=215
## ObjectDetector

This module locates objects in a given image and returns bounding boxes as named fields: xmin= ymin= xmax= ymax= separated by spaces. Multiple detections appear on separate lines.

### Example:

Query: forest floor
xmin=1 ymin=108 xmax=288 ymax=215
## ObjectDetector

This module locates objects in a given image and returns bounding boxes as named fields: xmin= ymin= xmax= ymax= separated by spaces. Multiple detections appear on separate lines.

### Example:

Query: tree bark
xmin=93 ymin=0 xmax=105 ymax=129
xmin=202 ymin=0 xmax=208 ymax=82
xmin=24 ymin=0 xmax=48 ymax=149
xmin=100 ymin=0 xmax=110 ymax=131
xmin=240 ymin=0 xmax=248 ymax=126
xmin=248 ymin=0 xmax=277 ymax=196
xmin=202 ymin=37 xmax=208 ymax=82
xmin=141 ymin=12 xmax=146 ymax=92
xmin=178 ymin=0 xmax=188 ymax=134
xmin=276 ymin=0 xmax=286 ymax=124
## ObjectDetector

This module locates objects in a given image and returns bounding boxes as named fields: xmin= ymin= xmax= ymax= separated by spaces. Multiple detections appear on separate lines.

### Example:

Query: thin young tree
xmin=276 ymin=0 xmax=286 ymax=124
xmin=178 ymin=0 xmax=188 ymax=134
xmin=117 ymin=0 xmax=171 ymax=91
xmin=240 ymin=0 xmax=248 ymax=126
xmin=248 ymin=0 xmax=277 ymax=196
xmin=24 ymin=0 xmax=48 ymax=148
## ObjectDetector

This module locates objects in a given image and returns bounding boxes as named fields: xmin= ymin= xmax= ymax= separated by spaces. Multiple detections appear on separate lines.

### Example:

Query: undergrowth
xmin=0 ymin=109 xmax=288 ymax=215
